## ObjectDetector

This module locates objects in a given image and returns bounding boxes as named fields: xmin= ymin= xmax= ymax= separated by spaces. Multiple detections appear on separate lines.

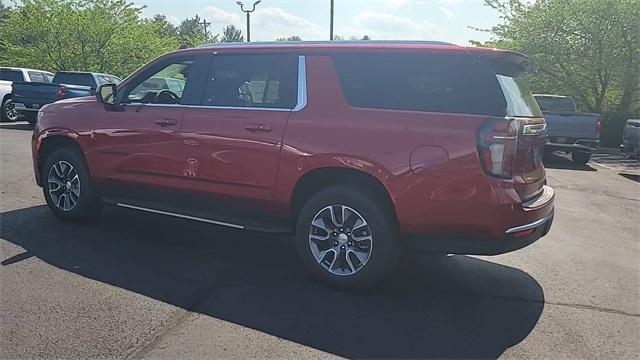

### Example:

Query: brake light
xmin=477 ymin=117 xmax=517 ymax=178
xmin=57 ymin=86 xmax=65 ymax=99
xmin=596 ymin=117 xmax=602 ymax=139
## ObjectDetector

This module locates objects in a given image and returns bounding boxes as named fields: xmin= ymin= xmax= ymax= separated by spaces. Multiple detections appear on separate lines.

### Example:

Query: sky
xmin=131 ymin=0 xmax=500 ymax=45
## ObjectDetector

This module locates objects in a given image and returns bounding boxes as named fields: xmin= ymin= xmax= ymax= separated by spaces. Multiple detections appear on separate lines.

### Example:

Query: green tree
xmin=0 ymin=0 xmax=178 ymax=77
xmin=150 ymin=14 xmax=178 ymax=38
xmin=473 ymin=0 xmax=640 ymax=145
xmin=276 ymin=35 xmax=302 ymax=41
xmin=221 ymin=24 xmax=244 ymax=42
xmin=178 ymin=15 xmax=218 ymax=47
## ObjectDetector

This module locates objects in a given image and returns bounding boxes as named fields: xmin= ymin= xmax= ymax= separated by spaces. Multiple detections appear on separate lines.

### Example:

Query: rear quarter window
xmin=332 ymin=52 xmax=507 ymax=116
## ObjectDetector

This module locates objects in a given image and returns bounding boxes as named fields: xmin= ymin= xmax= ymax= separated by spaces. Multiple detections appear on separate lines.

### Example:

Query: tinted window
xmin=125 ymin=60 xmax=194 ymax=104
xmin=0 ymin=69 xmax=24 ymax=82
xmin=53 ymin=73 xmax=96 ymax=87
xmin=202 ymin=54 xmax=298 ymax=109
xmin=496 ymin=75 xmax=543 ymax=117
xmin=535 ymin=96 xmax=576 ymax=112
xmin=332 ymin=53 xmax=506 ymax=116
xmin=44 ymin=73 xmax=54 ymax=83
xmin=97 ymin=75 xmax=115 ymax=85
xmin=28 ymin=72 xmax=46 ymax=83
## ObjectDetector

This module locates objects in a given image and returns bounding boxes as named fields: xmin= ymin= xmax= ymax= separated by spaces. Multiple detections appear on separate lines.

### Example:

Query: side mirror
xmin=97 ymin=84 xmax=117 ymax=107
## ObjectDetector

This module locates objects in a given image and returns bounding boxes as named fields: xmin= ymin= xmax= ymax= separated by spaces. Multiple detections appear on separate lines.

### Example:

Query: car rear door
xmin=177 ymin=52 xmax=300 ymax=217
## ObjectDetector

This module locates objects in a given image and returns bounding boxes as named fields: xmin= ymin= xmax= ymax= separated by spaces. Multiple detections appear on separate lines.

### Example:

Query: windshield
xmin=535 ymin=96 xmax=576 ymax=112
xmin=496 ymin=75 xmax=543 ymax=117
xmin=53 ymin=73 xmax=95 ymax=87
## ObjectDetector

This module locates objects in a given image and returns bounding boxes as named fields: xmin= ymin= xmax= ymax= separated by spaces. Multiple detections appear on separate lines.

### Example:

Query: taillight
xmin=596 ymin=117 xmax=602 ymax=139
xmin=57 ymin=86 xmax=65 ymax=99
xmin=477 ymin=117 xmax=518 ymax=178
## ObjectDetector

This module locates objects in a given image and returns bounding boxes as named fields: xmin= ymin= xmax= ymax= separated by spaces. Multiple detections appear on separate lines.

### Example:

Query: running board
xmin=116 ymin=203 xmax=245 ymax=230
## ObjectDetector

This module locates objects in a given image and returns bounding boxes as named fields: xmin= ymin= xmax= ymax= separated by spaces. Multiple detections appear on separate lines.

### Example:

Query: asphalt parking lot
xmin=1 ymin=122 xmax=639 ymax=359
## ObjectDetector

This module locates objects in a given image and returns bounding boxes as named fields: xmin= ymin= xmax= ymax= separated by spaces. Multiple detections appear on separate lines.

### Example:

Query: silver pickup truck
xmin=534 ymin=94 xmax=601 ymax=165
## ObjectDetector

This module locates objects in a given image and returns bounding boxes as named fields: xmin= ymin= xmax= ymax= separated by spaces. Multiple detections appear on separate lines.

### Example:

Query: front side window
xmin=125 ymin=60 xmax=194 ymax=104
xmin=333 ymin=53 xmax=507 ymax=116
xmin=202 ymin=54 xmax=297 ymax=109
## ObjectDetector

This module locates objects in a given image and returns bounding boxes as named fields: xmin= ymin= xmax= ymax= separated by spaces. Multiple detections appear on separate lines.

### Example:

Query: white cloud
xmin=166 ymin=15 xmax=180 ymax=26
xmin=251 ymin=7 xmax=324 ymax=40
xmin=343 ymin=11 xmax=441 ymax=40
xmin=387 ymin=0 xmax=411 ymax=8
xmin=202 ymin=6 xmax=243 ymax=28
xmin=437 ymin=6 xmax=456 ymax=19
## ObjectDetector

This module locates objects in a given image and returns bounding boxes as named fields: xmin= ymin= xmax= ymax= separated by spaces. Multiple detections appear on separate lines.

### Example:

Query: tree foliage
xmin=473 ymin=0 xmax=640 ymax=145
xmin=177 ymin=14 xmax=218 ymax=47
xmin=0 ymin=0 xmax=178 ymax=78
xmin=276 ymin=35 xmax=302 ymax=41
xmin=221 ymin=25 xmax=244 ymax=43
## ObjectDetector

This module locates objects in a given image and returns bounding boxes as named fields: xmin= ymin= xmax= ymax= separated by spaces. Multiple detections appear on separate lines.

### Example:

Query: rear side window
xmin=28 ymin=72 xmax=46 ymax=83
xmin=495 ymin=75 xmax=543 ymax=117
xmin=202 ymin=54 xmax=298 ymax=109
xmin=332 ymin=53 xmax=506 ymax=116
xmin=53 ymin=73 xmax=95 ymax=87
xmin=0 ymin=69 xmax=24 ymax=82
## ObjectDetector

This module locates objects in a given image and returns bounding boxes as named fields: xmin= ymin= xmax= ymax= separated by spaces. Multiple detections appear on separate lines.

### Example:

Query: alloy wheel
xmin=308 ymin=205 xmax=373 ymax=276
xmin=5 ymin=101 xmax=18 ymax=122
xmin=47 ymin=160 xmax=81 ymax=211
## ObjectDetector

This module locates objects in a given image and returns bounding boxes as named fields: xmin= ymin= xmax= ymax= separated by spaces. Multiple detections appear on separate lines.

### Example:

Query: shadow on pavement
xmin=543 ymin=151 xmax=597 ymax=171
xmin=0 ymin=121 xmax=34 ymax=131
xmin=619 ymin=173 xmax=640 ymax=183
xmin=0 ymin=205 xmax=545 ymax=359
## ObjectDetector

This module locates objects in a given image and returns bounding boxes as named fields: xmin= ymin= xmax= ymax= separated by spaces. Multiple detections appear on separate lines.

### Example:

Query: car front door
xmin=89 ymin=55 xmax=202 ymax=203
xmin=178 ymin=52 xmax=301 ymax=219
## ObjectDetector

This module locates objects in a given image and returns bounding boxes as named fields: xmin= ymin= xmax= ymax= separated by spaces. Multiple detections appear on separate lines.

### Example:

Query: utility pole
xmin=236 ymin=1 xmax=261 ymax=42
xmin=330 ymin=0 xmax=334 ymax=40
xmin=198 ymin=18 xmax=211 ymax=39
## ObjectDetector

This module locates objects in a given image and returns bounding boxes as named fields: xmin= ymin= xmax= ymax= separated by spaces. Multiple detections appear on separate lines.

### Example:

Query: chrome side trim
xmin=292 ymin=55 xmax=307 ymax=112
xmin=522 ymin=123 xmax=547 ymax=135
xmin=123 ymin=55 xmax=307 ymax=113
xmin=505 ymin=210 xmax=554 ymax=234
xmin=116 ymin=203 xmax=245 ymax=230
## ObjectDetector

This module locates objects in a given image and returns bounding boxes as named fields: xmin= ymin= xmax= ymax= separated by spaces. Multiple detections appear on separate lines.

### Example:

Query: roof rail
xmin=197 ymin=40 xmax=457 ymax=48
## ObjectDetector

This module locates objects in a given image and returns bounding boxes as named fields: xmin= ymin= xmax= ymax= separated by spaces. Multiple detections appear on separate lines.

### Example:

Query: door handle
xmin=245 ymin=124 xmax=272 ymax=132
xmin=155 ymin=119 xmax=178 ymax=127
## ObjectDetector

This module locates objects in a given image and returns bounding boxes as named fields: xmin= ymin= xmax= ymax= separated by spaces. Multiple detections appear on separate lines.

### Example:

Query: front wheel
xmin=43 ymin=148 xmax=102 ymax=222
xmin=296 ymin=186 xmax=399 ymax=289
xmin=572 ymin=151 xmax=591 ymax=165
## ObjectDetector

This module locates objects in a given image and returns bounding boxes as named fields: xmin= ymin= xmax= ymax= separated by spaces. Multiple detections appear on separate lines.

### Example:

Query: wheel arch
xmin=290 ymin=166 xmax=398 ymax=228
xmin=37 ymin=133 xmax=85 ymax=184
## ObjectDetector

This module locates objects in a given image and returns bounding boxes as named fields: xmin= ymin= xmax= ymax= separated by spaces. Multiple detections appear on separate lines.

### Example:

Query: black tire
xmin=42 ymin=148 xmax=102 ymax=222
xmin=23 ymin=111 xmax=37 ymax=125
xmin=571 ymin=151 xmax=591 ymax=165
xmin=1 ymin=97 xmax=19 ymax=122
xmin=295 ymin=185 xmax=399 ymax=289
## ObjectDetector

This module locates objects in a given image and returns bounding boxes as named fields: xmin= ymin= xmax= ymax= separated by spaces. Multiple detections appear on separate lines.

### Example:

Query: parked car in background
xmin=12 ymin=71 xmax=121 ymax=124
xmin=1 ymin=67 xmax=54 ymax=122
xmin=621 ymin=119 xmax=640 ymax=158
xmin=534 ymin=94 xmax=601 ymax=165
xmin=32 ymin=42 xmax=554 ymax=288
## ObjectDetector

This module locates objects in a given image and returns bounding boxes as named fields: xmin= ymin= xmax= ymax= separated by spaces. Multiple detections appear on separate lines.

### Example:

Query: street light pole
xmin=236 ymin=1 xmax=261 ymax=42
xmin=330 ymin=0 xmax=334 ymax=40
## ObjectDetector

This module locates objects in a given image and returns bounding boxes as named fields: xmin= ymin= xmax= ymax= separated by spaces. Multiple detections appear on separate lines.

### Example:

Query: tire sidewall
xmin=42 ymin=148 xmax=100 ymax=221
xmin=295 ymin=186 xmax=398 ymax=289
xmin=2 ymin=98 xmax=17 ymax=122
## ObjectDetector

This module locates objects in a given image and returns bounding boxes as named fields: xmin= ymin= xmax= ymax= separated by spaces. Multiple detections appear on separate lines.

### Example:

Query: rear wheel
xmin=296 ymin=186 xmax=399 ymax=289
xmin=1 ymin=98 xmax=19 ymax=122
xmin=571 ymin=151 xmax=591 ymax=165
xmin=43 ymin=148 xmax=102 ymax=222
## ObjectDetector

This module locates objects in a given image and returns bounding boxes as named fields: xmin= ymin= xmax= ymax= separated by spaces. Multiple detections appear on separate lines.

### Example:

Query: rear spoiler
xmin=475 ymin=49 xmax=531 ymax=77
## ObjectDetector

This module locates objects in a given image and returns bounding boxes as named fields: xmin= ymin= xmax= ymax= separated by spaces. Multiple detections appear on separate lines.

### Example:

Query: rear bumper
xmin=545 ymin=140 xmax=598 ymax=152
xmin=405 ymin=185 xmax=555 ymax=255
xmin=13 ymin=103 xmax=40 ymax=112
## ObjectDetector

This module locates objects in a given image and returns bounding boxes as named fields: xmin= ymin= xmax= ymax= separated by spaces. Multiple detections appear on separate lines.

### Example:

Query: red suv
xmin=32 ymin=41 xmax=554 ymax=288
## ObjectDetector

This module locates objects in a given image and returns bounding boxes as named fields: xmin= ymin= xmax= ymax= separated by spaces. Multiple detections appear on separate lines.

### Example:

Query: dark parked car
xmin=534 ymin=94 xmax=601 ymax=164
xmin=1 ymin=67 xmax=54 ymax=122
xmin=13 ymin=71 xmax=121 ymax=124
xmin=32 ymin=42 xmax=554 ymax=288
xmin=621 ymin=119 xmax=640 ymax=158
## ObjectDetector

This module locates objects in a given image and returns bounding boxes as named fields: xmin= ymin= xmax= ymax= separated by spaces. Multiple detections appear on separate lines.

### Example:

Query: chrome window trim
xmin=123 ymin=55 xmax=307 ymax=113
